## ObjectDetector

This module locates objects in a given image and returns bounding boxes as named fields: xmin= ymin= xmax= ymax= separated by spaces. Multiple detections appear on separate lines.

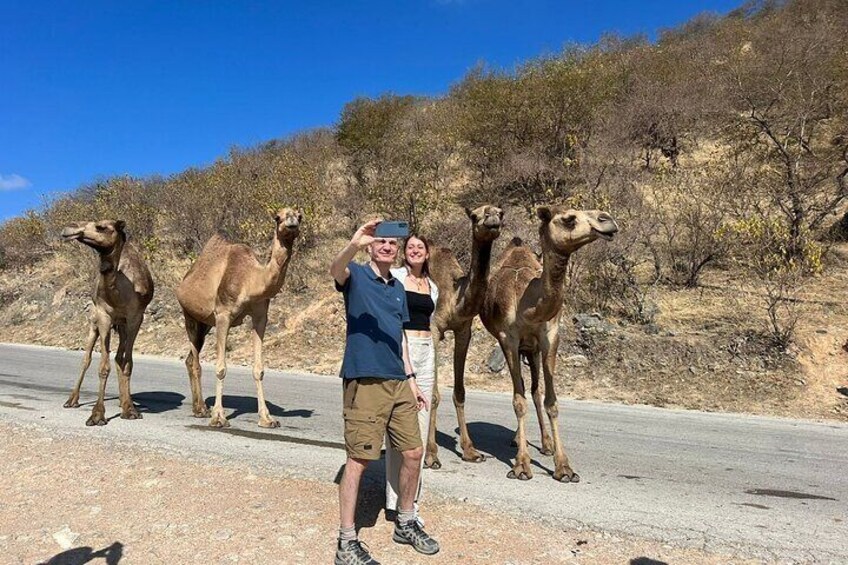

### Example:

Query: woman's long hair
xmin=402 ymin=234 xmax=431 ymax=277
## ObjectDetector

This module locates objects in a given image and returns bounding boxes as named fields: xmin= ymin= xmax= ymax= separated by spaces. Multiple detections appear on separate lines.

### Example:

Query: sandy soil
xmin=0 ymin=421 xmax=768 ymax=565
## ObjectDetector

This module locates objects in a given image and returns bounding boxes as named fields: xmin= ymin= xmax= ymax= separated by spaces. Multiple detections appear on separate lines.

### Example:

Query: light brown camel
xmin=480 ymin=206 xmax=618 ymax=482
xmin=176 ymin=208 xmax=302 ymax=428
xmin=61 ymin=220 xmax=155 ymax=426
xmin=425 ymin=204 xmax=503 ymax=469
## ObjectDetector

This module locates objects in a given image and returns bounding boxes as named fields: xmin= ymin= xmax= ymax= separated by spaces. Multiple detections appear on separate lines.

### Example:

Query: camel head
xmin=465 ymin=204 xmax=503 ymax=243
xmin=61 ymin=220 xmax=126 ymax=253
xmin=537 ymin=206 xmax=618 ymax=254
xmin=274 ymin=208 xmax=303 ymax=243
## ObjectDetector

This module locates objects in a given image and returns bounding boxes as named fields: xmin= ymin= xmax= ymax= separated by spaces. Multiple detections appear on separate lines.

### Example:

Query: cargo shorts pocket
xmin=343 ymin=408 xmax=381 ymax=459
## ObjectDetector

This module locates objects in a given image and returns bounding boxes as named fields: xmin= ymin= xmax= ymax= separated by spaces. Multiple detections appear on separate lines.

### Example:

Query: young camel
xmin=426 ymin=204 xmax=503 ymax=469
xmin=480 ymin=206 xmax=618 ymax=482
xmin=61 ymin=220 xmax=154 ymax=426
xmin=176 ymin=208 xmax=302 ymax=428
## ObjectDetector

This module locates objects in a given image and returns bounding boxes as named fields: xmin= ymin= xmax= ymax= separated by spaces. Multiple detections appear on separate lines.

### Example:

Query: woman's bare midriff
xmin=405 ymin=329 xmax=432 ymax=338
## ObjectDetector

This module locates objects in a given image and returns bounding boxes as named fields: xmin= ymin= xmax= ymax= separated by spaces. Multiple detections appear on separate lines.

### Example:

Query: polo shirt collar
xmin=364 ymin=262 xmax=397 ymax=285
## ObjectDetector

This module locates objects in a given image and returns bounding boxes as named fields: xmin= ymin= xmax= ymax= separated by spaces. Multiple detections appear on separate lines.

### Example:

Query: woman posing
xmin=386 ymin=234 xmax=439 ymax=524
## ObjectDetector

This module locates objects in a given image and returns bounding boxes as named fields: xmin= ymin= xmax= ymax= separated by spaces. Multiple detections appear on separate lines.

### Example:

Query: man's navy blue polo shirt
xmin=336 ymin=261 xmax=409 ymax=380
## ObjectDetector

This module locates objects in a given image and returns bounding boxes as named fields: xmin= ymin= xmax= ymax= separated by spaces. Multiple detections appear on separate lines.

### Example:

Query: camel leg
xmin=117 ymin=316 xmax=142 ymax=420
xmin=424 ymin=337 xmax=441 ymax=469
xmin=86 ymin=316 xmax=112 ymax=426
xmin=453 ymin=324 xmax=484 ymax=462
xmin=184 ymin=315 xmax=211 ymax=418
xmin=252 ymin=309 xmax=279 ymax=428
xmin=542 ymin=328 xmax=578 ymax=483
xmin=528 ymin=350 xmax=553 ymax=455
xmin=65 ymin=320 xmax=98 ymax=408
xmin=209 ymin=313 xmax=231 ymax=428
xmin=501 ymin=337 xmax=532 ymax=480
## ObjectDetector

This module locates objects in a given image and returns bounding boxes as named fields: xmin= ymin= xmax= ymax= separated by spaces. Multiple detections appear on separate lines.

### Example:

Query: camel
xmin=425 ymin=204 xmax=503 ymax=469
xmin=61 ymin=220 xmax=154 ymax=426
xmin=176 ymin=208 xmax=302 ymax=428
xmin=480 ymin=206 xmax=618 ymax=482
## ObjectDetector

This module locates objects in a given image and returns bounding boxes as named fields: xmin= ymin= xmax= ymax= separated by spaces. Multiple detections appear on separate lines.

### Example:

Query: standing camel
xmin=176 ymin=208 xmax=302 ymax=428
xmin=62 ymin=220 xmax=154 ymax=426
xmin=426 ymin=204 xmax=503 ymax=468
xmin=480 ymin=206 xmax=618 ymax=482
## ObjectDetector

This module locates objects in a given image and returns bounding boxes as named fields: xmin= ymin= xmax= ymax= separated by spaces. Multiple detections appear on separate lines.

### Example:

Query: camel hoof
xmin=507 ymin=469 xmax=532 ymax=481
xmin=121 ymin=410 xmax=142 ymax=420
xmin=554 ymin=470 xmax=580 ymax=483
xmin=539 ymin=448 xmax=554 ymax=456
xmin=424 ymin=459 xmax=442 ymax=470
xmin=209 ymin=416 xmax=230 ymax=428
xmin=64 ymin=400 xmax=80 ymax=409
xmin=193 ymin=408 xmax=211 ymax=418
xmin=86 ymin=415 xmax=108 ymax=427
xmin=258 ymin=418 xmax=280 ymax=429
xmin=461 ymin=453 xmax=486 ymax=463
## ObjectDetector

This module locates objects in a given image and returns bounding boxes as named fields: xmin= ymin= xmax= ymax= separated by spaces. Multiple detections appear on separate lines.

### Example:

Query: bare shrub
xmin=0 ymin=212 xmax=49 ymax=267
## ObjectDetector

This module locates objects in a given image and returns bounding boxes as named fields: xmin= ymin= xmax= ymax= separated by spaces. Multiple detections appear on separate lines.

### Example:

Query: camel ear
xmin=273 ymin=212 xmax=282 ymax=225
xmin=114 ymin=220 xmax=126 ymax=233
xmin=464 ymin=207 xmax=476 ymax=221
xmin=537 ymin=207 xmax=552 ymax=223
xmin=297 ymin=211 xmax=303 ymax=223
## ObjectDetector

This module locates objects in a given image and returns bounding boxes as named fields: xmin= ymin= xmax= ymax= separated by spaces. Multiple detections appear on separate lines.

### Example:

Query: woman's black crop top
xmin=404 ymin=291 xmax=435 ymax=331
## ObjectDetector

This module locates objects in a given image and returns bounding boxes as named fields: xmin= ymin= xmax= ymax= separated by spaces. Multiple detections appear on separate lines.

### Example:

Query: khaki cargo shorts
xmin=342 ymin=377 xmax=422 ymax=460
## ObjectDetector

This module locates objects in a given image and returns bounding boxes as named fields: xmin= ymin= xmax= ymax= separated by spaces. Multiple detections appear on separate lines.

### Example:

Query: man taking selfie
xmin=329 ymin=218 xmax=440 ymax=565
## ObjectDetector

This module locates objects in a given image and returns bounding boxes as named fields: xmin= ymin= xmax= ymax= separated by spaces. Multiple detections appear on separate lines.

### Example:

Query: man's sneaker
xmin=393 ymin=519 xmax=440 ymax=555
xmin=335 ymin=538 xmax=381 ymax=565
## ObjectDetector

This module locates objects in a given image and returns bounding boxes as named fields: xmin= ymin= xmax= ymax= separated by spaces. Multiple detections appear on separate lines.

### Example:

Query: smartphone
xmin=374 ymin=221 xmax=409 ymax=238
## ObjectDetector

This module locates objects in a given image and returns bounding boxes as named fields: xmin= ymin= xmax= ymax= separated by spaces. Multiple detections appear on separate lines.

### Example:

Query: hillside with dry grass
xmin=2 ymin=0 xmax=848 ymax=421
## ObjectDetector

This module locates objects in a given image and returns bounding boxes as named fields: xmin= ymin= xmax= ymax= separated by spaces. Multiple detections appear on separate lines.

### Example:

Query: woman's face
xmin=404 ymin=237 xmax=429 ymax=269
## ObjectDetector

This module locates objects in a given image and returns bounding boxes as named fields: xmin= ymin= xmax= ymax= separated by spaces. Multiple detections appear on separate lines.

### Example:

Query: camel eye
xmin=559 ymin=215 xmax=577 ymax=229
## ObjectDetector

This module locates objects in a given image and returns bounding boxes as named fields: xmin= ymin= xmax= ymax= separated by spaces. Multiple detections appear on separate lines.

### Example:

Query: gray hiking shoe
xmin=335 ymin=538 xmax=381 ymax=565
xmin=393 ymin=519 xmax=440 ymax=555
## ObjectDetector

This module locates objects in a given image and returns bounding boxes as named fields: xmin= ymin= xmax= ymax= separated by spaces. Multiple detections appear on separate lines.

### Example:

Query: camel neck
xmin=457 ymin=237 xmax=493 ymax=318
xmin=98 ymin=240 xmax=124 ymax=277
xmin=263 ymin=236 xmax=294 ymax=294
xmin=527 ymin=241 xmax=571 ymax=324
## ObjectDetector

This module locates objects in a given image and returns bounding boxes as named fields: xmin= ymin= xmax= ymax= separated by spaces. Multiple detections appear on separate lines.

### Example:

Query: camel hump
xmin=429 ymin=246 xmax=464 ymax=284
xmin=496 ymin=245 xmax=539 ymax=271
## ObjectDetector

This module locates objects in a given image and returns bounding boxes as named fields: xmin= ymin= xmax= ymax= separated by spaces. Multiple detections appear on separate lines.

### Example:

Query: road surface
xmin=0 ymin=343 xmax=845 ymax=562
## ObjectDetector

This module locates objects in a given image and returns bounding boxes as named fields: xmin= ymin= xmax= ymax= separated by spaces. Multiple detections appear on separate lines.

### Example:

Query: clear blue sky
xmin=0 ymin=0 xmax=741 ymax=221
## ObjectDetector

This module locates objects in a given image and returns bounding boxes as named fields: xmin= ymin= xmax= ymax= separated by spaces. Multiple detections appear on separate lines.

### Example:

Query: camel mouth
xmin=61 ymin=228 xmax=85 ymax=241
xmin=593 ymin=228 xmax=616 ymax=241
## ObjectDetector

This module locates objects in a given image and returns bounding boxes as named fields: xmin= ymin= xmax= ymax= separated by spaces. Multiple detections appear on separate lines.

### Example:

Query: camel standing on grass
xmin=176 ymin=208 xmax=302 ymax=428
xmin=480 ymin=206 xmax=618 ymax=482
xmin=61 ymin=220 xmax=154 ymax=426
xmin=426 ymin=204 xmax=503 ymax=469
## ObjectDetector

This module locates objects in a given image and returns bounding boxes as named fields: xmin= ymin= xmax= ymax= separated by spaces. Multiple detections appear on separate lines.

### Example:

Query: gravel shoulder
xmin=0 ymin=420 xmax=765 ymax=565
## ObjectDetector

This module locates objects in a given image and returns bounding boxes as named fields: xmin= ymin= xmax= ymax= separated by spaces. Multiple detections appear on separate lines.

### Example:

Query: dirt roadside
xmin=0 ymin=420 xmax=769 ymax=565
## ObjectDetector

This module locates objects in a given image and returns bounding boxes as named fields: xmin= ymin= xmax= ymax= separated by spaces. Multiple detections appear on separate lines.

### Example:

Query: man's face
xmin=368 ymin=237 xmax=399 ymax=265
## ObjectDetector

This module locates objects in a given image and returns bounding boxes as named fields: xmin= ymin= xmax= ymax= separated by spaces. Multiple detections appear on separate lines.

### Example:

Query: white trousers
xmin=385 ymin=335 xmax=434 ymax=511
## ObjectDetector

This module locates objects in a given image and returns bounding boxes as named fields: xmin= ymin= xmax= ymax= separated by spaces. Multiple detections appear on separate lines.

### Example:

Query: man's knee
xmin=402 ymin=446 xmax=423 ymax=463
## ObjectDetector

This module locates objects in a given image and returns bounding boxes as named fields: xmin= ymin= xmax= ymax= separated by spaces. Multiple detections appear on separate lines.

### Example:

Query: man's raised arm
xmin=329 ymin=219 xmax=381 ymax=286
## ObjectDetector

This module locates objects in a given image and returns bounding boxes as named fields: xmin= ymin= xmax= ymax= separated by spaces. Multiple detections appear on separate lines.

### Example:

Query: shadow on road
xmin=465 ymin=421 xmax=556 ymax=477
xmin=203 ymin=395 xmax=314 ymax=421
xmin=37 ymin=542 xmax=123 ymax=565
xmin=630 ymin=558 xmax=669 ymax=565
xmin=132 ymin=391 xmax=185 ymax=414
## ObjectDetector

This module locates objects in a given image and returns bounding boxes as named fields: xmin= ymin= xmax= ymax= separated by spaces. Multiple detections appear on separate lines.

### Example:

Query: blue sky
xmin=0 ymin=0 xmax=741 ymax=221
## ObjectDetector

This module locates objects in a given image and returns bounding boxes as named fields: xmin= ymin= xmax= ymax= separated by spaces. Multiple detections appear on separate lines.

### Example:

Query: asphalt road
xmin=1 ymin=342 xmax=846 ymax=563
